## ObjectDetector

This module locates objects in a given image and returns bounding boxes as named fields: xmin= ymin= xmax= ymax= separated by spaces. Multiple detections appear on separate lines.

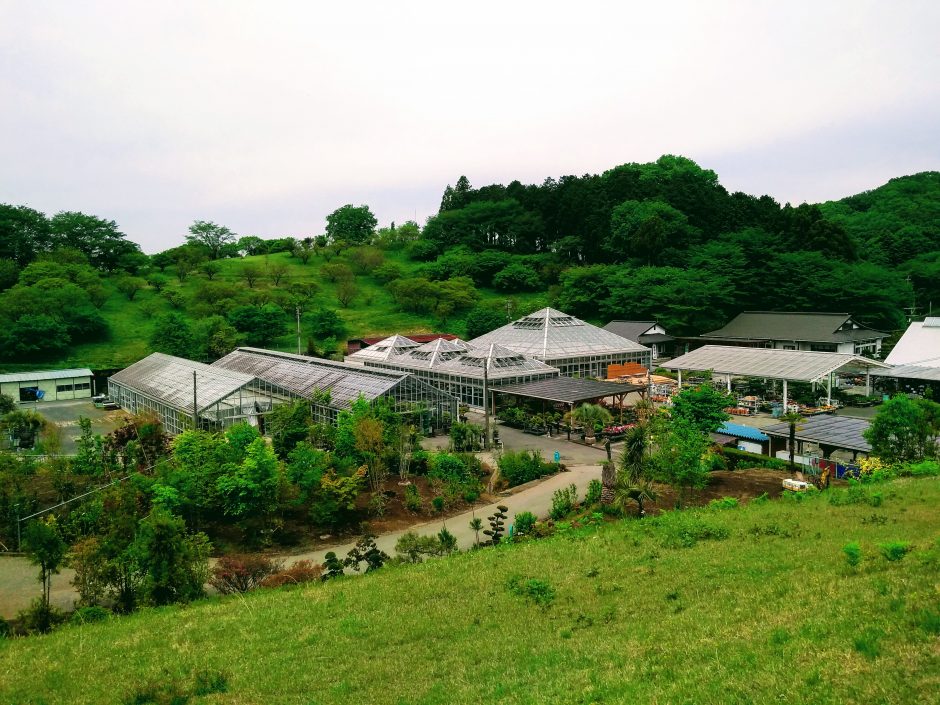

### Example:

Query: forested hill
xmin=1 ymin=157 xmax=938 ymax=370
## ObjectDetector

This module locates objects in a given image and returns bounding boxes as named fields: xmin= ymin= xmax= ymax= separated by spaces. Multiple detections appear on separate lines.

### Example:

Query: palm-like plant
xmin=613 ymin=424 xmax=658 ymax=516
xmin=780 ymin=411 xmax=805 ymax=473
xmin=570 ymin=403 xmax=613 ymax=444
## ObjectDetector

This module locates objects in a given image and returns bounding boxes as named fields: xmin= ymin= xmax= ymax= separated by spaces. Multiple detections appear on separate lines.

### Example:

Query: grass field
xmin=1 ymin=478 xmax=938 ymax=704
xmin=2 ymin=248 xmax=549 ymax=372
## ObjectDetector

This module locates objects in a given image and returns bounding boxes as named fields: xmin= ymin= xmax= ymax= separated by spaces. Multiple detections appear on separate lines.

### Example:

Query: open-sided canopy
xmin=763 ymin=414 xmax=872 ymax=453
xmin=665 ymin=345 xmax=888 ymax=383
xmin=871 ymin=358 xmax=940 ymax=382
xmin=494 ymin=377 xmax=645 ymax=405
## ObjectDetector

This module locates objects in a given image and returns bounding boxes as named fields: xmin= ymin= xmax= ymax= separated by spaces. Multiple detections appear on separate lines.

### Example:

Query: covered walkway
xmin=493 ymin=377 xmax=646 ymax=420
xmin=664 ymin=345 xmax=889 ymax=409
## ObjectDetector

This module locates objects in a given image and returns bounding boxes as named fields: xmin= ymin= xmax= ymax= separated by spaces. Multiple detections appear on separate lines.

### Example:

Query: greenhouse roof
xmin=405 ymin=338 xmax=473 ymax=367
xmin=212 ymin=348 xmax=408 ymax=409
xmin=110 ymin=353 xmax=254 ymax=414
xmin=664 ymin=345 xmax=888 ymax=383
xmin=345 ymin=334 xmax=421 ymax=362
xmin=468 ymin=307 xmax=649 ymax=360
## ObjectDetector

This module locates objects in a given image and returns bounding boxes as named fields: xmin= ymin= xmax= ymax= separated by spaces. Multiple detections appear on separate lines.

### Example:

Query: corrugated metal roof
xmin=884 ymin=320 xmax=940 ymax=366
xmin=665 ymin=345 xmax=888 ymax=382
xmin=763 ymin=414 xmax=872 ymax=453
xmin=702 ymin=311 xmax=885 ymax=344
xmin=0 ymin=368 xmax=93 ymax=384
xmin=494 ymin=377 xmax=644 ymax=404
xmin=718 ymin=422 xmax=769 ymax=442
xmin=871 ymin=359 xmax=940 ymax=382
xmin=110 ymin=354 xmax=254 ymax=414
xmin=469 ymin=307 xmax=649 ymax=359
xmin=213 ymin=348 xmax=406 ymax=410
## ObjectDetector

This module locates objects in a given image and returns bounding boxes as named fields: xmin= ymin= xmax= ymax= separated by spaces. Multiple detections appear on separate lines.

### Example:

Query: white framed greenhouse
xmin=108 ymin=353 xmax=293 ymax=435
xmin=212 ymin=348 xmax=458 ymax=427
xmin=352 ymin=337 xmax=561 ymax=408
xmin=467 ymin=307 xmax=652 ymax=379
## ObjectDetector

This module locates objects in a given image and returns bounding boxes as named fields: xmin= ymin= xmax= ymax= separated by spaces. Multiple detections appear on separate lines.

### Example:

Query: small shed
xmin=0 ymin=368 xmax=95 ymax=402
xmin=716 ymin=421 xmax=770 ymax=454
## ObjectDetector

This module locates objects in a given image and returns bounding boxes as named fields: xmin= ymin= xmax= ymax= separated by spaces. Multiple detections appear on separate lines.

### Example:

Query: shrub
xmin=507 ymin=576 xmax=556 ymax=608
xmin=322 ymin=552 xmax=345 ymax=580
xmin=484 ymin=505 xmax=509 ymax=545
xmin=70 ymin=605 xmax=111 ymax=625
xmin=17 ymin=598 xmax=66 ymax=634
xmin=432 ymin=496 xmax=445 ymax=513
xmin=403 ymin=483 xmax=423 ymax=512
xmin=878 ymin=541 xmax=912 ymax=562
xmin=395 ymin=531 xmax=445 ymax=563
xmin=259 ymin=560 xmax=323 ymax=588
xmin=499 ymin=450 xmax=558 ymax=487
xmin=723 ymin=447 xmax=788 ymax=471
xmin=708 ymin=497 xmax=739 ymax=510
xmin=843 ymin=541 xmax=863 ymax=568
xmin=429 ymin=453 xmax=472 ymax=483
xmin=344 ymin=535 xmax=389 ymax=573
xmin=210 ymin=554 xmax=284 ymax=594
xmin=830 ymin=482 xmax=883 ymax=507
xmin=902 ymin=460 xmax=940 ymax=477
xmin=585 ymin=479 xmax=602 ymax=505
xmin=550 ymin=484 xmax=578 ymax=520
xmin=514 ymin=511 xmax=537 ymax=536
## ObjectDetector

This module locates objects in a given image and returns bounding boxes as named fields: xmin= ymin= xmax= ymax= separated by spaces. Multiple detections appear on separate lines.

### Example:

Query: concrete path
xmin=0 ymin=463 xmax=601 ymax=618
xmin=276 ymin=463 xmax=601 ymax=565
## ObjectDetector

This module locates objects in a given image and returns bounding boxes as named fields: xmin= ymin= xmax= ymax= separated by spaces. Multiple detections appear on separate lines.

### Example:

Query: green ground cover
xmin=1 ymin=249 xmax=546 ymax=372
xmin=1 ymin=477 xmax=937 ymax=704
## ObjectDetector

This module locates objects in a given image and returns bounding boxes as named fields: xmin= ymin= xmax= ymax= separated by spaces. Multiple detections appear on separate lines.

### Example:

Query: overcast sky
xmin=1 ymin=1 xmax=938 ymax=253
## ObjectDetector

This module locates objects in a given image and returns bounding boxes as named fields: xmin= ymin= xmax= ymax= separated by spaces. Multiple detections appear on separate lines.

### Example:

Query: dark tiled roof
xmin=494 ymin=377 xmax=645 ymax=404
xmin=763 ymin=414 xmax=872 ymax=453
xmin=603 ymin=320 xmax=657 ymax=342
xmin=702 ymin=312 xmax=885 ymax=343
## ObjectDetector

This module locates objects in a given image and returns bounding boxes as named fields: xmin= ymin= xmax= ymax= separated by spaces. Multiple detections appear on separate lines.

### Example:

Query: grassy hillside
xmin=36 ymin=249 xmax=548 ymax=371
xmin=2 ymin=478 xmax=937 ymax=705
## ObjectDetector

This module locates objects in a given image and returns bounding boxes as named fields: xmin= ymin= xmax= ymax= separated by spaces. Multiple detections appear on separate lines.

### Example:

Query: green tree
xmin=226 ymin=304 xmax=286 ymax=346
xmin=864 ymin=396 xmax=940 ymax=463
xmin=49 ymin=211 xmax=141 ymax=272
xmin=464 ymin=304 xmax=506 ymax=339
xmin=670 ymin=384 xmax=734 ymax=434
xmin=326 ymin=204 xmax=377 ymax=245
xmin=607 ymin=200 xmax=694 ymax=264
xmin=267 ymin=400 xmax=312 ymax=459
xmin=131 ymin=509 xmax=211 ymax=606
xmin=216 ymin=437 xmax=281 ymax=519
xmin=186 ymin=220 xmax=236 ymax=260
xmin=115 ymin=275 xmax=146 ymax=301
xmin=22 ymin=519 xmax=67 ymax=622
xmin=0 ymin=204 xmax=51 ymax=266
xmin=150 ymin=312 xmax=197 ymax=358
xmin=492 ymin=262 xmax=541 ymax=292
xmin=652 ymin=418 xmax=710 ymax=507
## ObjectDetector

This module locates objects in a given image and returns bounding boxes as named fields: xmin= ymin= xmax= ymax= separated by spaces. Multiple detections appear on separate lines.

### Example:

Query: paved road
xmin=0 ymin=462 xmax=602 ymax=619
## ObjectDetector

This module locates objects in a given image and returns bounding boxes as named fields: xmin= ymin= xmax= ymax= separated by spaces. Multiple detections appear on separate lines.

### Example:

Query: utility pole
xmin=483 ymin=346 xmax=490 ymax=450
xmin=15 ymin=504 xmax=21 ymax=552
xmin=295 ymin=305 xmax=302 ymax=355
xmin=192 ymin=370 xmax=198 ymax=430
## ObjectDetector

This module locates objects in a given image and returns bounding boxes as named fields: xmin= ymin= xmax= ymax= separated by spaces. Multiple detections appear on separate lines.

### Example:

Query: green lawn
xmin=2 ymin=478 xmax=937 ymax=704
xmin=2 ymin=249 xmax=550 ymax=372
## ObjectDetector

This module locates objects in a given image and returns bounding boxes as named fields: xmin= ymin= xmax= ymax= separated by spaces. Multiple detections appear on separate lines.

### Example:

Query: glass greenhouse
xmin=108 ymin=353 xmax=293 ymax=435
xmin=467 ymin=307 xmax=652 ymax=379
xmin=212 ymin=347 xmax=458 ymax=426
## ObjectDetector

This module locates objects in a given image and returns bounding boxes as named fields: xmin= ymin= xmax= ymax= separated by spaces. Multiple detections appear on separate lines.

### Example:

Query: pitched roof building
xmin=700 ymin=311 xmax=886 ymax=356
xmin=603 ymin=320 xmax=676 ymax=360
xmin=884 ymin=318 xmax=940 ymax=367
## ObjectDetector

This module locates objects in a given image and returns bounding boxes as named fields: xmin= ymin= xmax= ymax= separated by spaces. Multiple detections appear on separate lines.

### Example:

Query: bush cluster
xmin=499 ymin=450 xmax=559 ymax=487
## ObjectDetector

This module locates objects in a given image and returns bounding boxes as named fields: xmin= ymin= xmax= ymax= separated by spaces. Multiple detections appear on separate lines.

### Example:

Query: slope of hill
xmin=1 ymin=478 xmax=937 ymax=705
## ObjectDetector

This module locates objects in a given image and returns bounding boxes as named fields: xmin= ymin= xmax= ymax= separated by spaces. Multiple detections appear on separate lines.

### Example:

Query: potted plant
xmin=570 ymin=403 xmax=613 ymax=445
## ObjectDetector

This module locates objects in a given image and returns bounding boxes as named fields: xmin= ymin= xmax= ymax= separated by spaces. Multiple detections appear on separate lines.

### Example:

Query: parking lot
xmin=24 ymin=399 xmax=126 ymax=454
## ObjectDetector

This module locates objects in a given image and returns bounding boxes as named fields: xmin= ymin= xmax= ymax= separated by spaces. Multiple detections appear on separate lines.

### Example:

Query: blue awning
xmin=718 ymin=422 xmax=769 ymax=442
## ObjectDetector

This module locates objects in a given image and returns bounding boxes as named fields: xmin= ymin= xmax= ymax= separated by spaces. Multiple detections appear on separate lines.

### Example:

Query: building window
xmin=810 ymin=344 xmax=837 ymax=352
xmin=56 ymin=384 xmax=73 ymax=393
